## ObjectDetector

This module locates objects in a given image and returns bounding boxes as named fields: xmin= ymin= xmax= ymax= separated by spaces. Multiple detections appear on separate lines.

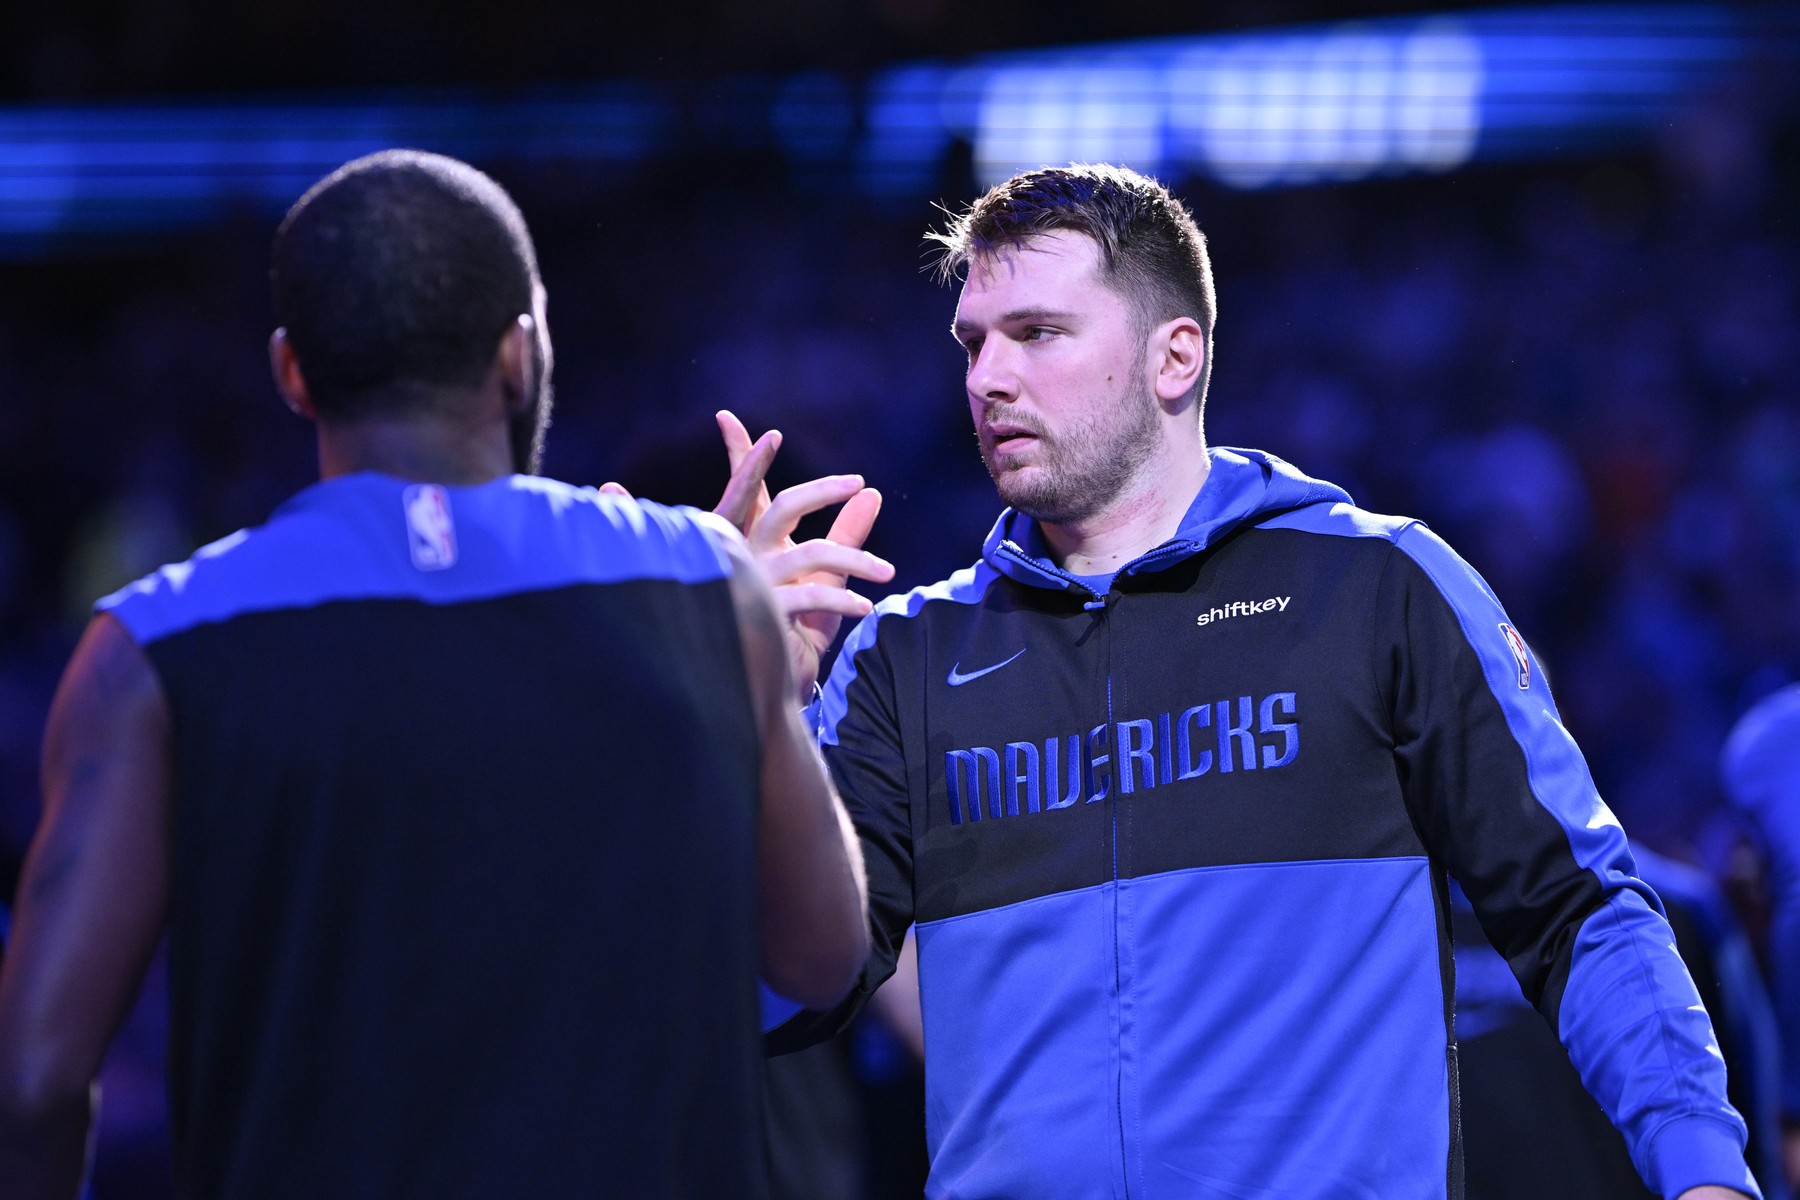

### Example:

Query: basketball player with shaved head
xmin=0 ymin=150 xmax=869 ymax=1199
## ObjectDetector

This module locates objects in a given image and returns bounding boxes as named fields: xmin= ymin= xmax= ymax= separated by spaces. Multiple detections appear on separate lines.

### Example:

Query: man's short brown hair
xmin=929 ymin=163 xmax=1217 ymax=404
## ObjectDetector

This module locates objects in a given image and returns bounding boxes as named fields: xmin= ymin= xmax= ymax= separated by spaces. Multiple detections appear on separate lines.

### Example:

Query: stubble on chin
xmin=978 ymin=431 xmax=1076 ymax=523
xmin=992 ymin=458 xmax=1094 ymax=525
xmin=981 ymin=393 xmax=1160 ymax=525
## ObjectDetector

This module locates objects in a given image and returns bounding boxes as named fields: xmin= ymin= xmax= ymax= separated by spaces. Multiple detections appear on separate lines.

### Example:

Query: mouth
xmin=984 ymin=424 xmax=1040 ymax=454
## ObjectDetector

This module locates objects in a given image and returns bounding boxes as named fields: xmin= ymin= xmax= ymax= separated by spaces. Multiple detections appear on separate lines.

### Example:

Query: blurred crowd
xmin=0 ymin=71 xmax=1795 ymax=1195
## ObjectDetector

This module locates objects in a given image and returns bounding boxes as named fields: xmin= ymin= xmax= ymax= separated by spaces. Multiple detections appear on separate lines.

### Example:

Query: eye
xmin=960 ymin=336 xmax=984 ymax=360
xmin=1021 ymin=326 xmax=1055 ymax=343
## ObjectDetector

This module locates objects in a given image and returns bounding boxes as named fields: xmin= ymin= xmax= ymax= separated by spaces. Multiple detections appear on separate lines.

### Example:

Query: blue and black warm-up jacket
xmin=772 ymin=448 xmax=1758 ymax=1200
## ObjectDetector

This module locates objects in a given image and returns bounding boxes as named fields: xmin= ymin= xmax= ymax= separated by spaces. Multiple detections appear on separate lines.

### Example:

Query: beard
xmin=978 ymin=376 xmax=1161 ymax=526
xmin=509 ymin=380 xmax=553 ymax=474
xmin=509 ymin=336 xmax=555 ymax=475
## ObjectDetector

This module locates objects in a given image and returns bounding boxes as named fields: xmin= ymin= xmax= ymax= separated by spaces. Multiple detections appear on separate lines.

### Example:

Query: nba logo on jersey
xmin=404 ymin=484 xmax=457 ymax=571
xmin=1499 ymin=623 xmax=1531 ymax=690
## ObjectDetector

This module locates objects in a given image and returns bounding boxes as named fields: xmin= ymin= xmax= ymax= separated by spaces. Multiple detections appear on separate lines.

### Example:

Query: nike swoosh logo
xmin=947 ymin=648 xmax=1026 ymax=687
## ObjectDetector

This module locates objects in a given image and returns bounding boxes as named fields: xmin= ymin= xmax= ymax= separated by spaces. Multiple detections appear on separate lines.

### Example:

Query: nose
xmin=966 ymin=337 xmax=1018 ymax=407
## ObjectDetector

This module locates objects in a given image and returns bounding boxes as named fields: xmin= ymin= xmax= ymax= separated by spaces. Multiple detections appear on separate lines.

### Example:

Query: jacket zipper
xmin=995 ymin=540 xmax=1172 ymax=1198
xmin=1097 ymin=592 xmax=1134 ymax=1199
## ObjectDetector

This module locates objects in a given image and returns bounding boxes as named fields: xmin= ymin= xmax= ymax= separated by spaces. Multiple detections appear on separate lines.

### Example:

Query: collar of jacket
xmin=980 ymin=446 xmax=1354 ymax=594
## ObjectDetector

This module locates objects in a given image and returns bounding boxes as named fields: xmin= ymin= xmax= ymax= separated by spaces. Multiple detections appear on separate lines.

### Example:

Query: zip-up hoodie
xmin=776 ymin=447 xmax=1757 ymax=1200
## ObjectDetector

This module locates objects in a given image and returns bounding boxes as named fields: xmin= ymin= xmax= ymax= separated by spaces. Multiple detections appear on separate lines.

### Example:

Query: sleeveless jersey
xmin=100 ymin=472 xmax=765 ymax=1200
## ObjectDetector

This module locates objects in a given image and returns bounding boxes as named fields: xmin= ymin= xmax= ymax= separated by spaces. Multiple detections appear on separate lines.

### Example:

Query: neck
xmin=316 ymin=413 xmax=513 ymax=485
xmin=1040 ymin=441 xmax=1211 ymax=576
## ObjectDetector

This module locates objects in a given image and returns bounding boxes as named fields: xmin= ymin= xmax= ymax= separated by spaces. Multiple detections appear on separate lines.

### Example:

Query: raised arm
xmin=711 ymin=526 xmax=870 ymax=1009
xmin=0 ymin=614 xmax=172 ymax=1199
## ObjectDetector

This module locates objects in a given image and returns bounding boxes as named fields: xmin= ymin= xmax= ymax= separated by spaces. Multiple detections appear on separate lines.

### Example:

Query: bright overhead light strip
xmin=0 ymin=4 xmax=1772 ymax=252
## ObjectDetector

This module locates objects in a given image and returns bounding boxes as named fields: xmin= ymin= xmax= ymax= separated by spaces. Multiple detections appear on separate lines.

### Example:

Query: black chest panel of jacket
xmin=876 ymin=528 xmax=1424 ymax=925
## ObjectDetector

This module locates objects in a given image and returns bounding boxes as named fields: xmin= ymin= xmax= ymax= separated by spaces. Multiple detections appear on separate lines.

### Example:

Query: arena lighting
xmin=0 ymin=87 xmax=670 ymax=245
xmin=958 ymin=29 xmax=1480 ymax=190
xmin=0 ymin=3 xmax=1785 ymax=253
xmin=873 ymin=4 xmax=1757 ymax=193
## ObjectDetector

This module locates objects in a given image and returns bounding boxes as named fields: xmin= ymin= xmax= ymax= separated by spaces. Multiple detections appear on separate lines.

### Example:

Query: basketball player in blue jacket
xmin=723 ymin=163 xmax=1758 ymax=1199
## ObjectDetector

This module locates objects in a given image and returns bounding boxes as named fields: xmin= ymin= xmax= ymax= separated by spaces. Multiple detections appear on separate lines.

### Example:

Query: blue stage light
xmin=0 ymin=4 xmax=1785 ymax=253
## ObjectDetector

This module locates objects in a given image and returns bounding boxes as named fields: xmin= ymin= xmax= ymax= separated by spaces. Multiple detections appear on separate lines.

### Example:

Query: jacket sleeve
xmin=1380 ymin=522 xmax=1760 ymax=1200
xmin=766 ymin=608 xmax=916 ymax=1055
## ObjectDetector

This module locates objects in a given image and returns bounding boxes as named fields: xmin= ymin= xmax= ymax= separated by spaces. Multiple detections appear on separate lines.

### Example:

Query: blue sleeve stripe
xmin=1272 ymin=503 xmax=1648 ymax=905
xmin=1263 ymin=506 xmax=1746 ymax=1180
xmin=1391 ymin=523 xmax=1634 ymax=886
xmin=1266 ymin=502 xmax=1650 ymax=910
xmin=99 ymin=475 xmax=733 ymax=645
xmin=1253 ymin=499 xmax=1415 ymax=541
xmin=817 ymin=562 xmax=995 ymax=748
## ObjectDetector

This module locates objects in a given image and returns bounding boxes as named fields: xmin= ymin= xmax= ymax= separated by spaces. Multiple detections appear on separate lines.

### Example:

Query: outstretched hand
xmin=714 ymin=410 xmax=894 ymax=701
xmin=596 ymin=412 xmax=895 ymax=700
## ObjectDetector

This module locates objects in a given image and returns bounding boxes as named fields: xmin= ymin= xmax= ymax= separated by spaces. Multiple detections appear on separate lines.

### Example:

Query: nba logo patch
xmin=1499 ymin=623 xmax=1531 ymax=690
xmin=404 ymin=484 xmax=457 ymax=571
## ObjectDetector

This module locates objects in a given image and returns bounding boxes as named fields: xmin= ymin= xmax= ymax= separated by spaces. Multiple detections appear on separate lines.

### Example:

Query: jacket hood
xmin=981 ymin=447 xmax=1353 ymax=593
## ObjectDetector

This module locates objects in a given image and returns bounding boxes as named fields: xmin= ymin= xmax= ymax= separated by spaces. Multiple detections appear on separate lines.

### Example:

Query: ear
xmin=496 ymin=314 xmax=538 ymax=414
xmin=269 ymin=329 xmax=317 ymax=420
xmin=1149 ymin=317 xmax=1205 ymax=410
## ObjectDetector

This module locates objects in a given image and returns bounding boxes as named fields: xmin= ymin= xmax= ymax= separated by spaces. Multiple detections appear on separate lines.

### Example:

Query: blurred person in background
xmin=727 ymin=163 xmax=1758 ymax=1198
xmin=1722 ymin=683 xmax=1800 ymax=1192
xmin=0 ymin=149 xmax=869 ymax=1200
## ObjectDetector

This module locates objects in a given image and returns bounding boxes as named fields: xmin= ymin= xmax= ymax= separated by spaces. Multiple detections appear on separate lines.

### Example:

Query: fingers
xmin=714 ymin=427 xmax=780 ymax=531
xmin=825 ymin=488 xmax=883 ymax=555
xmin=716 ymin=418 xmax=890 ymax=588
xmin=774 ymin=583 xmax=877 ymax=621
xmin=764 ymin=540 xmax=895 ymax=589
xmin=717 ymin=409 xmax=757 ymax=472
xmin=752 ymin=474 xmax=869 ymax=553
xmin=599 ymin=481 xmax=632 ymax=498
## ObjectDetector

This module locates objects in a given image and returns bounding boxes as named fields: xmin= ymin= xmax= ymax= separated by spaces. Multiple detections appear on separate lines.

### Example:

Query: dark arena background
xmin=2 ymin=2 xmax=1799 ymax=1197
